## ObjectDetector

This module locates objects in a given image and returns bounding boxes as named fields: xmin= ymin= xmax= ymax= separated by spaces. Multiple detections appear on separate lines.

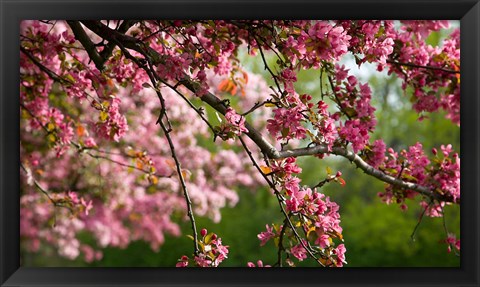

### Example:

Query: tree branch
xmin=386 ymin=59 xmax=459 ymax=74
xmin=67 ymin=21 xmax=105 ymax=70
xmin=158 ymin=115 xmax=199 ymax=256
xmin=75 ymin=20 xmax=452 ymax=205
xmin=20 ymin=46 xmax=74 ymax=85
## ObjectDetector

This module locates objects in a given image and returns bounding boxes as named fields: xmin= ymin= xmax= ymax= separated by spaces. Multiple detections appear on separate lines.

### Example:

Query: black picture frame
xmin=1 ymin=0 xmax=479 ymax=286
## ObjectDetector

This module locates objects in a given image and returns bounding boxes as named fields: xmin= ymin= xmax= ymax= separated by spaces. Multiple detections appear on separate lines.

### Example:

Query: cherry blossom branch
xmin=241 ymin=100 xmax=277 ymax=116
xmin=440 ymin=204 xmax=460 ymax=257
xmin=276 ymin=144 xmax=447 ymax=201
xmin=20 ymin=103 xmax=166 ymax=181
xmin=238 ymin=136 xmax=323 ymax=266
xmin=77 ymin=21 xmax=452 ymax=204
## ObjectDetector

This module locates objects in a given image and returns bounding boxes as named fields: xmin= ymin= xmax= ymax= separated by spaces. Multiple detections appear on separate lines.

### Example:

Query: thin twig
xmin=276 ymin=218 xmax=288 ymax=267
xmin=158 ymin=116 xmax=199 ymax=256
xmin=20 ymin=46 xmax=74 ymax=85
xmin=386 ymin=59 xmax=459 ymax=74
xmin=410 ymin=199 xmax=432 ymax=241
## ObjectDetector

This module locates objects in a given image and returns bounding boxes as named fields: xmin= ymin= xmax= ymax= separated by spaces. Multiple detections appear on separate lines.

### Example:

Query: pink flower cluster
xmin=176 ymin=229 xmax=229 ymax=267
xmin=258 ymin=157 xmax=346 ymax=267
xmin=94 ymin=98 xmax=128 ymax=142
xmin=445 ymin=233 xmax=460 ymax=253
xmin=306 ymin=22 xmax=351 ymax=63
xmin=224 ymin=107 xmax=248 ymax=136
xmin=390 ymin=21 xmax=460 ymax=125
xmin=377 ymin=143 xmax=460 ymax=214
xmin=340 ymin=20 xmax=395 ymax=67
xmin=314 ymin=101 xmax=338 ymax=151
xmin=257 ymin=224 xmax=276 ymax=246
xmin=367 ymin=139 xmax=387 ymax=168
xmin=267 ymin=107 xmax=307 ymax=141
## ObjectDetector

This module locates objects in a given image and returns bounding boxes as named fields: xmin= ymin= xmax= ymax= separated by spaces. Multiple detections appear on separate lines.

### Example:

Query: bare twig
xmin=410 ymin=199 xmax=432 ymax=242
xmin=386 ymin=59 xmax=459 ymax=74
xmin=158 ymin=115 xmax=199 ymax=256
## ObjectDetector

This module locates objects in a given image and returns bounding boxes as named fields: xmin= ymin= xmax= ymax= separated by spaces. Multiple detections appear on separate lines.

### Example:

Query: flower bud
xmin=201 ymin=228 xmax=207 ymax=237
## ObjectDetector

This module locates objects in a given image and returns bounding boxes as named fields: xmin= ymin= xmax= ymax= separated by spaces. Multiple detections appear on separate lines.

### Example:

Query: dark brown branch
xmin=386 ymin=59 xmax=459 ymax=74
xmin=99 ymin=20 xmax=137 ymax=63
xmin=276 ymin=218 xmax=289 ymax=267
xmin=67 ymin=21 xmax=105 ymax=70
xmin=20 ymin=46 xmax=74 ymax=85
xmin=157 ymin=80 xmax=217 ymax=135
xmin=410 ymin=199 xmax=432 ymax=242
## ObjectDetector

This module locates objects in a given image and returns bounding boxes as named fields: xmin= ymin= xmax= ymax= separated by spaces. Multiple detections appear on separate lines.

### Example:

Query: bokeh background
xmin=21 ymin=22 xmax=460 ymax=267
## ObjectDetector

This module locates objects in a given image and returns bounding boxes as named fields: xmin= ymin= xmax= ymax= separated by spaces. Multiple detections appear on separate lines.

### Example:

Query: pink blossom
xmin=257 ymin=224 xmax=275 ymax=246
xmin=224 ymin=107 xmax=248 ymax=135
xmin=290 ymin=241 xmax=308 ymax=261
xmin=315 ymin=234 xmax=331 ymax=249
xmin=334 ymin=244 xmax=347 ymax=266
xmin=445 ymin=233 xmax=460 ymax=253
xmin=339 ymin=119 xmax=370 ymax=153
xmin=368 ymin=139 xmax=386 ymax=168
xmin=267 ymin=107 xmax=307 ymax=141
xmin=247 ymin=260 xmax=271 ymax=267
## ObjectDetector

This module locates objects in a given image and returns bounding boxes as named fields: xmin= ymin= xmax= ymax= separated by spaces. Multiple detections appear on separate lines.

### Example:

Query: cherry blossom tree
xmin=20 ymin=20 xmax=460 ymax=267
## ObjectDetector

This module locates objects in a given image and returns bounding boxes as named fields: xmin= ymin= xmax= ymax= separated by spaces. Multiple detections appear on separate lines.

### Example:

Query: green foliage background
xmin=22 ymin=28 xmax=460 ymax=268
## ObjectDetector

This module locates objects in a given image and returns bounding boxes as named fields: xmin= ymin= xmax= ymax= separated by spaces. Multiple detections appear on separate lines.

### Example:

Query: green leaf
xmin=204 ymin=232 xmax=215 ymax=245
xmin=99 ymin=111 xmax=109 ymax=122
xmin=344 ymin=107 xmax=358 ymax=118
xmin=326 ymin=166 xmax=333 ymax=175
xmin=65 ymin=74 xmax=75 ymax=83
xmin=281 ymin=127 xmax=290 ymax=138
xmin=402 ymin=174 xmax=418 ymax=181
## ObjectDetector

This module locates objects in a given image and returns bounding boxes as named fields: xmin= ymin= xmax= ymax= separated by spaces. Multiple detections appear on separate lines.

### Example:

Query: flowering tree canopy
xmin=20 ymin=20 xmax=460 ymax=267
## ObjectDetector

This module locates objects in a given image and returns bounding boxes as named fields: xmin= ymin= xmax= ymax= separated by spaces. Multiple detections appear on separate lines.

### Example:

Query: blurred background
xmin=22 ymin=23 xmax=460 ymax=267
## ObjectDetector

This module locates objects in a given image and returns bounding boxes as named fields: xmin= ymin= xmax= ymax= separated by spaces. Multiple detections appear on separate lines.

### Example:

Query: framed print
xmin=1 ymin=0 xmax=479 ymax=286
